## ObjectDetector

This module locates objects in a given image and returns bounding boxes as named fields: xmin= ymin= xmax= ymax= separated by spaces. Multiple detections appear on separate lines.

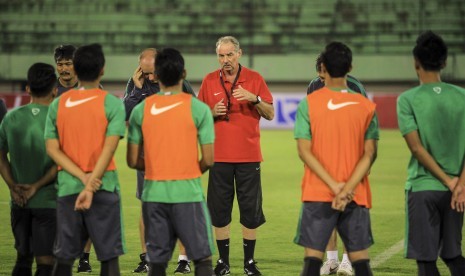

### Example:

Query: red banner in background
xmin=0 ymin=94 xmax=31 ymax=109
xmin=0 ymin=92 xmax=400 ymax=129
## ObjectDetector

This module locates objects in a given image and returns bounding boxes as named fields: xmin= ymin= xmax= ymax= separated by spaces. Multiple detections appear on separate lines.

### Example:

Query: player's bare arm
xmin=127 ymin=142 xmax=145 ymax=171
xmin=17 ymin=165 xmax=57 ymax=202
xmin=199 ymin=143 xmax=214 ymax=173
xmin=333 ymin=139 xmax=377 ymax=211
xmin=0 ymin=150 xmax=26 ymax=206
xmin=233 ymin=85 xmax=274 ymax=120
xmin=451 ymin=157 xmax=465 ymax=212
xmin=297 ymin=138 xmax=343 ymax=194
xmin=46 ymin=139 xmax=89 ymax=183
xmin=404 ymin=131 xmax=457 ymax=190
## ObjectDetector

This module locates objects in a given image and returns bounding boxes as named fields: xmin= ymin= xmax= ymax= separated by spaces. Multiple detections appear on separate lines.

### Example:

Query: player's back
xmin=398 ymin=82 xmax=465 ymax=176
xmin=0 ymin=104 xmax=56 ymax=207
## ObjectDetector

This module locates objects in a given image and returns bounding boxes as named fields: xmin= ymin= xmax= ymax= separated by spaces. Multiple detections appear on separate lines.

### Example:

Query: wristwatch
xmin=253 ymin=95 xmax=261 ymax=105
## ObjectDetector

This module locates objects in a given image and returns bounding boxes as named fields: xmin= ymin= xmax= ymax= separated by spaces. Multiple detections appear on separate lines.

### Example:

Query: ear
xmin=414 ymin=59 xmax=420 ymax=70
xmin=100 ymin=67 xmax=105 ymax=77
xmin=25 ymin=85 xmax=31 ymax=95
xmin=348 ymin=65 xmax=352 ymax=73
xmin=440 ymin=60 xmax=447 ymax=70
xmin=237 ymin=49 xmax=242 ymax=58
xmin=52 ymin=87 xmax=58 ymax=97
xmin=182 ymin=69 xmax=187 ymax=80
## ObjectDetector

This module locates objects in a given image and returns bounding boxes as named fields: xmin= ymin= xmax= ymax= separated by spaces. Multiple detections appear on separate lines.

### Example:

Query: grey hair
xmin=139 ymin=48 xmax=157 ymax=60
xmin=216 ymin=36 xmax=240 ymax=52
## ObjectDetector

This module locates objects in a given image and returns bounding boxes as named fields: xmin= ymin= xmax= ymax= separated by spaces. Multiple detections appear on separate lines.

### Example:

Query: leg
xmin=442 ymin=255 xmax=465 ymax=276
xmin=100 ymin=257 xmax=120 ymax=276
xmin=301 ymin=248 xmax=324 ymax=276
xmin=193 ymin=257 xmax=213 ymax=276
xmin=77 ymin=239 xmax=92 ymax=273
xmin=148 ymin=263 xmax=167 ymax=276
xmin=417 ymin=260 xmax=440 ymax=276
xmin=320 ymin=229 xmax=339 ymax=275
xmin=174 ymin=241 xmax=191 ymax=274
xmin=52 ymin=258 xmax=74 ymax=276
xmin=35 ymin=256 xmax=54 ymax=276
xmin=242 ymin=226 xmax=261 ymax=275
xmin=11 ymin=208 xmax=33 ymax=276
xmin=133 ymin=211 xmax=149 ymax=273
xmin=337 ymin=243 xmax=353 ymax=276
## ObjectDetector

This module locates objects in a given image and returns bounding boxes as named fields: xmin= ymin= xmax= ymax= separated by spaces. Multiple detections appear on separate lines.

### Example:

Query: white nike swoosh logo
xmin=150 ymin=102 xmax=183 ymax=115
xmin=327 ymin=99 xmax=359 ymax=110
xmin=65 ymin=96 xmax=98 ymax=108
xmin=214 ymin=92 xmax=221 ymax=96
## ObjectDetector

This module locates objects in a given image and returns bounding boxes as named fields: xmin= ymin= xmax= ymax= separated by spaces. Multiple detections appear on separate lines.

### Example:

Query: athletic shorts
xmin=405 ymin=189 xmax=464 ymax=261
xmin=136 ymin=170 xmax=145 ymax=200
xmin=294 ymin=201 xmax=374 ymax=252
xmin=11 ymin=208 xmax=56 ymax=257
xmin=207 ymin=162 xmax=265 ymax=229
xmin=142 ymin=201 xmax=215 ymax=263
xmin=54 ymin=191 xmax=125 ymax=261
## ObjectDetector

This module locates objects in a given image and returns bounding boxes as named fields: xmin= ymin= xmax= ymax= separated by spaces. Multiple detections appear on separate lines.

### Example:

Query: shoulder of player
xmin=241 ymin=66 xmax=265 ymax=80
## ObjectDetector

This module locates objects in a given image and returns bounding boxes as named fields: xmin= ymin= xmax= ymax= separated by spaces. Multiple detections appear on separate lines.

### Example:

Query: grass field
xmin=0 ymin=129 xmax=464 ymax=275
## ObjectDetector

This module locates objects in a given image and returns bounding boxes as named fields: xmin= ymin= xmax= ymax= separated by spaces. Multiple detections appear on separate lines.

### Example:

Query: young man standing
xmin=127 ymin=48 xmax=215 ymax=276
xmin=123 ymin=47 xmax=196 ymax=274
xmin=45 ymin=43 xmax=126 ymax=276
xmin=294 ymin=42 xmax=379 ymax=276
xmin=0 ymin=63 xmax=58 ymax=276
xmin=307 ymin=53 xmax=370 ymax=276
xmin=397 ymin=31 xmax=465 ymax=276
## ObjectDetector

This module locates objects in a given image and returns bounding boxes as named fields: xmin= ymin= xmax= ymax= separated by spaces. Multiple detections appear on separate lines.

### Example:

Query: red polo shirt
xmin=198 ymin=66 xmax=273 ymax=162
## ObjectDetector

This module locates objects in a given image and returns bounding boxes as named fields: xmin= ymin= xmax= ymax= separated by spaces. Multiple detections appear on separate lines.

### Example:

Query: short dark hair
xmin=27 ymin=63 xmax=57 ymax=97
xmin=155 ymin=48 xmax=184 ymax=87
xmin=54 ymin=45 xmax=76 ymax=62
xmin=413 ymin=31 xmax=447 ymax=71
xmin=321 ymin=42 xmax=352 ymax=78
xmin=73 ymin=43 xmax=105 ymax=82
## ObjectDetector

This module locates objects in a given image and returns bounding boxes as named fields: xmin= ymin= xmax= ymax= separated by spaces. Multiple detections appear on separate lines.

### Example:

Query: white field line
xmin=371 ymin=239 xmax=404 ymax=268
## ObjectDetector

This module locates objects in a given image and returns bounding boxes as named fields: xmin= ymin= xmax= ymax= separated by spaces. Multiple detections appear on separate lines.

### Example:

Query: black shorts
xmin=136 ymin=170 xmax=144 ymax=200
xmin=294 ymin=202 xmax=374 ymax=252
xmin=54 ymin=191 xmax=125 ymax=261
xmin=207 ymin=162 xmax=265 ymax=229
xmin=142 ymin=201 xmax=214 ymax=263
xmin=11 ymin=208 xmax=56 ymax=257
xmin=405 ymin=189 xmax=464 ymax=261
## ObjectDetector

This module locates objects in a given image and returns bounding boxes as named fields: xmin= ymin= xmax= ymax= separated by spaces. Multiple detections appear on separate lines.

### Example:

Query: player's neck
xmin=419 ymin=71 xmax=441 ymax=84
xmin=79 ymin=80 xmax=100 ymax=90
xmin=222 ymin=68 xmax=238 ymax=81
xmin=31 ymin=94 xmax=54 ymax=106
xmin=59 ymin=77 xmax=77 ymax=88
xmin=324 ymin=77 xmax=347 ymax=90
xmin=159 ymin=81 xmax=183 ymax=94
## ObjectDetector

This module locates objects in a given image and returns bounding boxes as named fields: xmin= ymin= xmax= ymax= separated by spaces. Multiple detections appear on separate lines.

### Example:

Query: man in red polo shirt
xmin=198 ymin=36 xmax=274 ymax=276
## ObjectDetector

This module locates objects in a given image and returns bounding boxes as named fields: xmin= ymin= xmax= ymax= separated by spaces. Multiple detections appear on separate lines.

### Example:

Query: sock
xmin=243 ymin=239 xmax=256 ymax=264
xmin=442 ymin=255 xmax=465 ymax=276
xmin=301 ymin=257 xmax=322 ymax=276
xmin=140 ymin=253 xmax=146 ymax=262
xmin=101 ymin=257 xmax=120 ymax=276
xmin=12 ymin=266 xmax=32 ymax=276
xmin=417 ymin=260 xmax=440 ymax=276
xmin=148 ymin=262 xmax=167 ymax=276
xmin=34 ymin=264 xmax=53 ymax=276
xmin=216 ymin=239 xmax=230 ymax=265
xmin=352 ymin=259 xmax=373 ymax=276
xmin=327 ymin=250 xmax=338 ymax=261
xmin=13 ymin=253 xmax=33 ymax=276
xmin=193 ymin=259 xmax=213 ymax=276
xmin=52 ymin=259 xmax=74 ymax=276
xmin=80 ymin=252 xmax=90 ymax=260
xmin=341 ymin=253 xmax=349 ymax=263
xmin=178 ymin=255 xmax=189 ymax=262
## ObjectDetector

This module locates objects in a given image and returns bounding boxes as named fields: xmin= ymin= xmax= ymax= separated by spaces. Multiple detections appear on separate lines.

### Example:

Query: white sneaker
xmin=320 ymin=259 xmax=339 ymax=275
xmin=337 ymin=260 xmax=354 ymax=276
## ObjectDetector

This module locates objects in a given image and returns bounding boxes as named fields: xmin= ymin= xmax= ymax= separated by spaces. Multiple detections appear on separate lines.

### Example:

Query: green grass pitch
xmin=0 ymin=130 xmax=463 ymax=275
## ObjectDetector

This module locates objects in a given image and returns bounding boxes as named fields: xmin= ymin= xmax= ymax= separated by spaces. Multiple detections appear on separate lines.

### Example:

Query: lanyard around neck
xmin=219 ymin=64 xmax=242 ymax=103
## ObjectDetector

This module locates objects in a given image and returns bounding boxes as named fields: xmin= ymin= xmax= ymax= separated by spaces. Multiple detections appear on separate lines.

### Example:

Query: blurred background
xmin=0 ymin=0 xmax=464 ymax=127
